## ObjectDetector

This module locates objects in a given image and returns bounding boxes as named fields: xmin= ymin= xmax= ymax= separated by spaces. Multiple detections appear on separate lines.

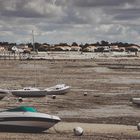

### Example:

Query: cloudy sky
xmin=0 ymin=0 xmax=140 ymax=44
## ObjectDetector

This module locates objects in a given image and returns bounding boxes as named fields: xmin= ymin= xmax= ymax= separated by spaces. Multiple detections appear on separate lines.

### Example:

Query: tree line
xmin=0 ymin=40 xmax=139 ymax=50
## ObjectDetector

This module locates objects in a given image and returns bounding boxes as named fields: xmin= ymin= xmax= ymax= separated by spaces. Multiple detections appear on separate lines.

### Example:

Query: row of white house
xmin=0 ymin=44 xmax=139 ymax=53
xmin=42 ymin=45 xmax=140 ymax=52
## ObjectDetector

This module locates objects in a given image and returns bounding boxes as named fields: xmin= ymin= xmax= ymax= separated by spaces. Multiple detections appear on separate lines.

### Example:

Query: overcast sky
xmin=0 ymin=0 xmax=140 ymax=44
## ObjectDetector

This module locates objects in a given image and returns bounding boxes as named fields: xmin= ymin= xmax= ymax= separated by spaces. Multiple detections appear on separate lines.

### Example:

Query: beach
xmin=0 ymin=52 xmax=140 ymax=139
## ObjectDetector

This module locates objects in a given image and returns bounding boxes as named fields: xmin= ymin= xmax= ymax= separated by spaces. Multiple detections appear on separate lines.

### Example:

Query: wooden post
xmin=9 ymin=51 xmax=10 ymax=60
xmin=135 ymin=51 xmax=138 ymax=57
xmin=19 ymin=53 xmax=21 ymax=60
xmin=14 ymin=52 xmax=16 ymax=60
xmin=4 ymin=51 xmax=6 ymax=60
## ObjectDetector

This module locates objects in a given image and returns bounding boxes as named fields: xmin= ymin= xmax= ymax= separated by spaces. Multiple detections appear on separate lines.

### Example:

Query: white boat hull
xmin=132 ymin=98 xmax=140 ymax=105
xmin=0 ymin=112 xmax=60 ymax=132
xmin=11 ymin=85 xmax=70 ymax=97
xmin=0 ymin=120 xmax=58 ymax=132
xmin=45 ymin=85 xmax=70 ymax=95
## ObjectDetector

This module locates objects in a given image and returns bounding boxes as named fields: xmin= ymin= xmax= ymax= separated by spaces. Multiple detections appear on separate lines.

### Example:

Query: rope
xmin=52 ymin=125 xmax=62 ymax=134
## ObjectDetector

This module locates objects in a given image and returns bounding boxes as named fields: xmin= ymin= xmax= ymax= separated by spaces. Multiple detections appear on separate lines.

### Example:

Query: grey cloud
xmin=112 ymin=8 xmax=140 ymax=20
xmin=0 ymin=0 xmax=63 ymax=18
xmin=72 ymin=0 xmax=137 ymax=7
xmin=58 ymin=9 xmax=88 ymax=24
xmin=0 ymin=0 xmax=140 ymax=44
xmin=1 ymin=9 xmax=44 ymax=18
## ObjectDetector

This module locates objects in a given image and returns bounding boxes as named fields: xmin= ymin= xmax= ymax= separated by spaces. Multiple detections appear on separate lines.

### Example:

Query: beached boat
xmin=11 ymin=87 xmax=47 ymax=97
xmin=0 ymin=89 xmax=10 ymax=100
xmin=0 ymin=106 xmax=60 ymax=132
xmin=44 ymin=84 xmax=70 ymax=95
xmin=132 ymin=98 xmax=140 ymax=105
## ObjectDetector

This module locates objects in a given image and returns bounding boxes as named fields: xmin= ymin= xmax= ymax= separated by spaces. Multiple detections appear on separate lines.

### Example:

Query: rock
xmin=73 ymin=126 xmax=84 ymax=136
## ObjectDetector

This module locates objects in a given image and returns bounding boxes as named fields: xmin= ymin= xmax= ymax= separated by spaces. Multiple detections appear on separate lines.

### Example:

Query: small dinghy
xmin=11 ymin=87 xmax=47 ymax=97
xmin=0 ymin=106 xmax=60 ymax=132
xmin=45 ymin=84 xmax=70 ymax=95
xmin=132 ymin=98 xmax=140 ymax=105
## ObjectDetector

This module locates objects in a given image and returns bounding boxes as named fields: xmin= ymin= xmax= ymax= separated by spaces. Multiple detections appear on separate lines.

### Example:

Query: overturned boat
xmin=44 ymin=84 xmax=70 ymax=95
xmin=11 ymin=87 xmax=47 ymax=97
xmin=0 ymin=106 xmax=60 ymax=132
xmin=0 ymin=89 xmax=10 ymax=100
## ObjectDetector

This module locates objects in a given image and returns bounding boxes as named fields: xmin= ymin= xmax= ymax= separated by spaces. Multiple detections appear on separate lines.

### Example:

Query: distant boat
xmin=0 ymin=106 xmax=60 ymax=132
xmin=44 ymin=84 xmax=70 ymax=95
xmin=0 ymin=89 xmax=9 ymax=100
xmin=11 ymin=84 xmax=70 ymax=97
xmin=11 ymin=87 xmax=47 ymax=97
xmin=132 ymin=98 xmax=140 ymax=105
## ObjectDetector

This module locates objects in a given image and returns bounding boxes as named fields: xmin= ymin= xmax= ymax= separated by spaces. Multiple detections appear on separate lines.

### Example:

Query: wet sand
xmin=50 ymin=122 xmax=139 ymax=136
xmin=0 ymin=53 xmax=140 ymax=139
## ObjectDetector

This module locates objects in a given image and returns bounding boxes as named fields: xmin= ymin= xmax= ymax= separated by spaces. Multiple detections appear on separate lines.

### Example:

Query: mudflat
xmin=0 ymin=57 xmax=140 ymax=139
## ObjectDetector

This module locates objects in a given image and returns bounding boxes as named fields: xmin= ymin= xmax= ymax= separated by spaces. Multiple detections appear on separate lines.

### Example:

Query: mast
xmin=32 ymin=30 xmax=35 ymax=52
xmin=32 ymin=30 xmax=37 ymax=87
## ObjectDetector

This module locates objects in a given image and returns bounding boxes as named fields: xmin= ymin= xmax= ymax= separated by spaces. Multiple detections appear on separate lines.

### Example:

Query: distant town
xmin=0 ymin=41 xmax=139 ymax=54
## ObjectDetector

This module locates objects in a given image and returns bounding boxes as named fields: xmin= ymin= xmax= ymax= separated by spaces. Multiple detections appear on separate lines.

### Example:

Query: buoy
xmin=52 ymin=95 xmax=56 ymax=99
xmin=137 ymin=123 xmax=140 ymax=130
xmin=84 ymin=92 xmax=87 ymax=96
xmin=18 ymin=97 xmax=23 ymax=102
xmin=73 ymin=127 xmax=84 ymax=136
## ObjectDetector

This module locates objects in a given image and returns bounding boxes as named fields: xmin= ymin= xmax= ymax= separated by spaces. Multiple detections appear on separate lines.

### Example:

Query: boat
xmin=11 ymin=31 xmax=42 ymax=98
xmin=44 ymin=84 xmax=70 ymax=95
xmin=0 ymin=89 xmax=10 ymax=100
xmin=0 ymin=106 xmax=60 ymax=132
xmin=11 ymin=87 xmax=47 ymax=97
xmin=132 ymin=98 xmax=140 ymax=105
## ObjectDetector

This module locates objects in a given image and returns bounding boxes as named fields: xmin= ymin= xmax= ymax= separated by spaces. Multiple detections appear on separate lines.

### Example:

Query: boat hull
xmin=11 ymin=90 xmax=47 ymax=97
xmin=132 ymin=98 xmax=140 ymax=105
xmin=0 ymin=112 xmax=60 ymax=132
xmin=0 ymin=120 xmax=58 ymax=132
xmin=46 ymin=86 xmax=70 ymax=95
xmin=0 ymin=124 xmax=49 ymax=133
